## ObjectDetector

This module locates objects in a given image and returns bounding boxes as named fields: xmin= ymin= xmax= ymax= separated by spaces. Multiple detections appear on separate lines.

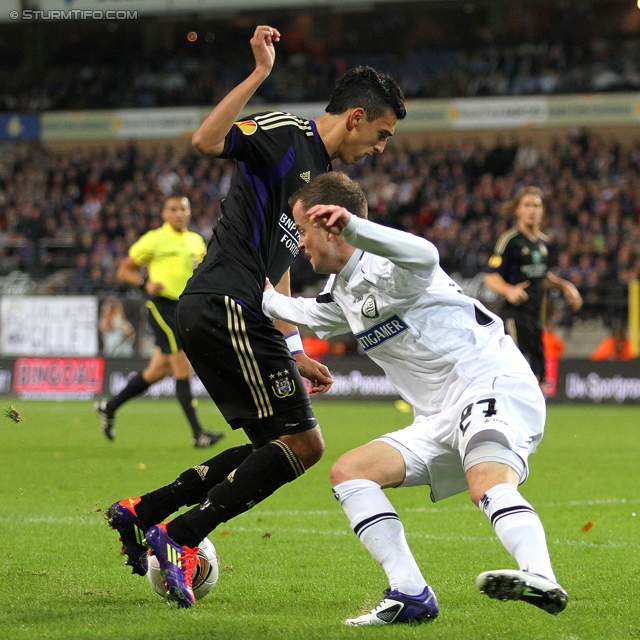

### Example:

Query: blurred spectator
xmin=590 ymin=320 xmax=634 ymax=361
xmin=99 ymin=298 xmax=135 ymax=357
xmin=68 ymin=253 xmax=93 ymax=294
xmin=542 ymin=314 xmax=566 ymax=397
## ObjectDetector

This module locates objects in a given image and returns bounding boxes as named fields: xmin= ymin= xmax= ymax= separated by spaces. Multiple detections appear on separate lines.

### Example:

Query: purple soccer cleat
xmin=144 ymin=523 xmax=199 ymax=608
xmin=107 ymin=497 xmax=149 ymax=576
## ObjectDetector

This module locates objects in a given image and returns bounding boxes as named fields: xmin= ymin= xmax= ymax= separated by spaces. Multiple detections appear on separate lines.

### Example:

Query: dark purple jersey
xmin=486 ymin=227 xmax=556 ymax=319
xmin=184 ymin=112 xmax=332 ymax=310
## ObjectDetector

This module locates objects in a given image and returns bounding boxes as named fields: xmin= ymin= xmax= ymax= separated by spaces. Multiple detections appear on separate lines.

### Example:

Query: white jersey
xmin=263 ymin=216 xmax=536 ymax=417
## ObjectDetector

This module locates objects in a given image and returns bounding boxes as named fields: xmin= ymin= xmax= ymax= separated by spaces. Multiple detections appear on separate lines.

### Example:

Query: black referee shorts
xmin=146 ymin=297 xmax=182 ymax=354
xmin=176 ymin=293 xmax=316 ymax=445
xmin=502 ymin=311 xmax=545 ymax=382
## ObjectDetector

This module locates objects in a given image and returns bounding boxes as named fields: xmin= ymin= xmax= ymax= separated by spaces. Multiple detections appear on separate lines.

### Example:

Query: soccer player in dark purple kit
xmin=107 ymin=25 xmax=406 ymax=607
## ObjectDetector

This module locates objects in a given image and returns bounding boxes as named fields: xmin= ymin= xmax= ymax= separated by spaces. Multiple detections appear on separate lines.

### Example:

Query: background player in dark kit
xmin=107 ymin=25 xmax=406 ymax=607
xmin=485 ymin=186 xmax=582 ymax=384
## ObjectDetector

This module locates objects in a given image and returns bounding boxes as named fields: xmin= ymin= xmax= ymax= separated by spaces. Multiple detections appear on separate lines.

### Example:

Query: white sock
xmin=480 ymin=483 xmax=556 ymax=582
xmin=333 ymin=479 xmax=427 ymax=595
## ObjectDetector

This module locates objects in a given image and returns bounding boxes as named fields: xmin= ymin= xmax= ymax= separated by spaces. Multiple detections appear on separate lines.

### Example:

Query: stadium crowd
xmin=4 ymin=36 xmax=640 ymax=113
xmin=0 ymin=128 xmax=638 ymax=330
xmin=2 ymin=0 xmax=640 ymax=114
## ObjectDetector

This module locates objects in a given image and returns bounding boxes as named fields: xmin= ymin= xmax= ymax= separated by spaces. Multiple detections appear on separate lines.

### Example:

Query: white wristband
xmin=285 ymin=331 xmax=304 ymax=355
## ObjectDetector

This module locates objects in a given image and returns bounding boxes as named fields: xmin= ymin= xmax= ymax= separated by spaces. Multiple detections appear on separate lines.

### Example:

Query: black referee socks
xmin=106 ymin=372 xmax=149 ymax=415
xmin=175 ymin=378 xmax=203 ymax=437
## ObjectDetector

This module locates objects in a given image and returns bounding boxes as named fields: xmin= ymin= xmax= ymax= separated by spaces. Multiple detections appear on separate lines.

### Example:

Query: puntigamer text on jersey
xmin=355 ymin=315 xmax=409 ymax=352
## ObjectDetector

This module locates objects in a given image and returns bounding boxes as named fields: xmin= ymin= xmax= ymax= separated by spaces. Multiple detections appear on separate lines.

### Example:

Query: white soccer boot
xmin=345 ymin=586 xmax=439 ymax=626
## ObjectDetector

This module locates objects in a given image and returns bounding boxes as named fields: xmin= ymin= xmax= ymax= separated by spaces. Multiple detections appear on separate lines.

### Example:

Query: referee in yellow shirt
xmin=95 ymin=195 xmax=224 ymax=448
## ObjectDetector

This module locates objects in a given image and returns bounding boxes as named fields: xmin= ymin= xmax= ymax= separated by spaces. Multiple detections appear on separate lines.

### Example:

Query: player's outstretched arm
xmin=263 ymin=278 xmax=351 ymax=339
xmin=117 ymin=256 xmax=163 ymax=295
xmin=544 ymin=272 xmax=583 ymax=311
xmin=311 ymin=206 xmax=439 ymax=276
xmin=192 ymin=25 xmax=281 ymax=156
xmin=484 ymin=272 xmax=530 ymax=306
xmin=270 ymin=271 xmax=334 ymax=394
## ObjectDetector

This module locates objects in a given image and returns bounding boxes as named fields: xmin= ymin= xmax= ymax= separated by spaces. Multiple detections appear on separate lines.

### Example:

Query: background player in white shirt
xmin=263 ymin=172 xmax=569 ymax=626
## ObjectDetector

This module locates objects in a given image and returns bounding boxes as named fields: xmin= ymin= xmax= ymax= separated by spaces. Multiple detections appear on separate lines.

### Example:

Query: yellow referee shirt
xmin=128 ymin=222 xmax=206 ymax=301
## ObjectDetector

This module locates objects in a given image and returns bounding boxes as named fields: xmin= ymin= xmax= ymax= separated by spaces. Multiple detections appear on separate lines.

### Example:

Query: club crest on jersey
xmin=271 ymin=374 xmax=296 ymax=398
xmin=361 ymin=295 xmax=379 ymax=319
xmin=300 ymin=171 xmax=311 ymax=183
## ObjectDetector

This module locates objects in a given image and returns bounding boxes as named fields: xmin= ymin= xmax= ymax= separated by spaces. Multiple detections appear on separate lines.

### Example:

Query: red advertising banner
xmin=14 ymin=357 xmax=104 ymax=399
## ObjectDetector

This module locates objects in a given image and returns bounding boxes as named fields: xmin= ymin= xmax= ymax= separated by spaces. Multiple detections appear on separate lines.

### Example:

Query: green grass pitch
xmin=0 ymin=399 xmax=638 ymax=639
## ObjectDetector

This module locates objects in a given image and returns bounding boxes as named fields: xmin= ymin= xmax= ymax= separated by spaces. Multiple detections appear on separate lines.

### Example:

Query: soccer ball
xmin=146 ymin=536 xmax=219 ymax=601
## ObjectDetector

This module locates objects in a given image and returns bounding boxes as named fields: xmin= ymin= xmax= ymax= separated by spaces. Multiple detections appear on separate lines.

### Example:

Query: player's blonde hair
xmin=501 ymin=186 xmax=544 ymax=218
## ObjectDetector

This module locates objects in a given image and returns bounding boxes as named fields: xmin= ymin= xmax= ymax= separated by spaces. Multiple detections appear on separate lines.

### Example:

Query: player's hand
xmin=294 ymin=352 xmax=334 ymax=394
xmin=146 ymin=281 xmax=164 ymax=295
xmin=505 ymin=281 xmax=529 ymax=306
xmin=307 ymin=204 xmax=352 ymax=236
xmin=250 ymin=25 xmax=281 ymax=76
xmin=264 ymin=278 xmax=274 ymax=292
xmin=564 ymin=283 xmax=583 ymax=311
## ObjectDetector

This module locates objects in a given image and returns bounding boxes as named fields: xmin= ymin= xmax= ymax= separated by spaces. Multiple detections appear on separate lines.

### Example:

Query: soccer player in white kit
xmin=262 ymin=172 xmax=569 ymax=626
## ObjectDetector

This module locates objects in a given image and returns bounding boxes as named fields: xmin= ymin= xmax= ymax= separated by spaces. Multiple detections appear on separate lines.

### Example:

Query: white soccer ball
xmin=146 ymin=536 xmax=219 ymax=601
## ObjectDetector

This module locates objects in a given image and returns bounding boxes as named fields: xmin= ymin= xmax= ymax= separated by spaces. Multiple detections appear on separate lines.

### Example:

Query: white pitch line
xmin=414 ymin=533 xmax=638 ymax=549
xmin=227 ymin=526 xmax=349 ymax=537
xmin=0 ymin=516 xmax=102 ymax=524
xmin=255 ymin=497 xmax=640 ymax=517
xmin=1 ymin=519 xmax=636 ymax=549
xmin=201 ymin=527 xmax=640 ymax=549
xmin=1 ymin=496 xmax=637 ymax=526
xmin=536 ymin=497 xmax=640 ymax=508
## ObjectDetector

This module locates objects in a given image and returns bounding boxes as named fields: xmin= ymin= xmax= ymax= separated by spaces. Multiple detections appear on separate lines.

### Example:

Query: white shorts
xmin=377 ymin=373 xmax=545 ymax=502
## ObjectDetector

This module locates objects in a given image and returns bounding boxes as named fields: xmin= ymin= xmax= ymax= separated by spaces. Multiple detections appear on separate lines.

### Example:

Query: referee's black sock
xmin=167 ymin=441 xmax=305 ymax=547
xmin=105 ymin=373 xmax=150 ymax=415
xmin=134 ymin=444 xmax=254 ymax=528
xmin=175 ymin=378 xmax=203 ymax=436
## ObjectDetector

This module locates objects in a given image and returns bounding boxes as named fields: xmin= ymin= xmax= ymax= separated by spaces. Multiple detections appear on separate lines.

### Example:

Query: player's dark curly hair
xmin=289 ymin=172 xmax=368 ymax=219
xmin=325 ymin=66 xmax=406 ymax=122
